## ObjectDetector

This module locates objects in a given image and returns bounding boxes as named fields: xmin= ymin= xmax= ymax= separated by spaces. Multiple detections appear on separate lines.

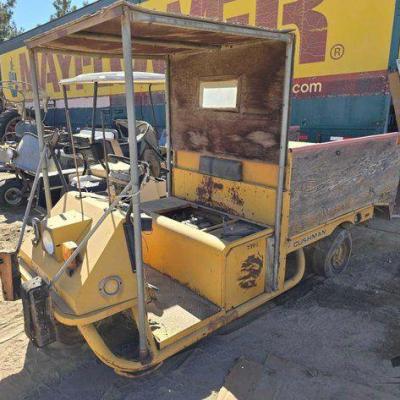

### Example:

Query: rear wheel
xmin=307 ymin=227 xmax=352 ymax=277
xmin=0 ymin=179 xmax=26 ymax=208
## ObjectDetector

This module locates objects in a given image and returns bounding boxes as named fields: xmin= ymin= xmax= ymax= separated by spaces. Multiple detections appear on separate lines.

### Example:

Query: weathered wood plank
xmin=289 ymin=134 xmax=400 ymax=237
xmin=389 ymin=71 xmax=400 ymax=130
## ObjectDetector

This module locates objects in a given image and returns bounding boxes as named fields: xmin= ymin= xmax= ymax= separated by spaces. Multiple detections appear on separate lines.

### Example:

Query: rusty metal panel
xmin=173 ymin=168 xmax=277 ymax=225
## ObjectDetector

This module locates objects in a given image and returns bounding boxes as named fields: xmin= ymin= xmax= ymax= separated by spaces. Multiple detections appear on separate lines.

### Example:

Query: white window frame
xmin=199 ymin=79 xmax=240 ymax=111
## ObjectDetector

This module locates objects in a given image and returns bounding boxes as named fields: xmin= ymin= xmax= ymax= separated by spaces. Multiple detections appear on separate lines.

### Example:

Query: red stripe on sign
xmin=292 ymin=70 xmax=389 ymax=98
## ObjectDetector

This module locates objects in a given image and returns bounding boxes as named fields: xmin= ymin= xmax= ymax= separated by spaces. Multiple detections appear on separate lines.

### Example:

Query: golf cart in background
xmin=59 ymin=71 xmax=166 ymax=198
xmin=0 ymin=71 xmax=166 ymax=208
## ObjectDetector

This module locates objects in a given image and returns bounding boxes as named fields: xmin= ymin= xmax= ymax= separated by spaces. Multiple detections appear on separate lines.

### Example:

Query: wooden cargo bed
xmin=288 ymin=133 xmax=400 ymax=237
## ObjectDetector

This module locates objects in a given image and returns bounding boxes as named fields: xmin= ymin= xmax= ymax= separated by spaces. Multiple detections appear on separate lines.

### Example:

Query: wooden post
xmin=0 ymin=252 xmax=21 ymax=301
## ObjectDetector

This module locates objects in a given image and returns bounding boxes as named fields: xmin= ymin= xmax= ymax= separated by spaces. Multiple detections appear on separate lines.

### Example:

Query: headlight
xmin=42 ymin=229 xmax=55 ymax=255
xmin=99 ymin=276 xmax=122 ymax=297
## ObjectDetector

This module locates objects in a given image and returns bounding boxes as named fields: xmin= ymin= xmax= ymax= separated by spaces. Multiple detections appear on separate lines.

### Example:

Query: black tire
xmin=0 ymin=109 xmax=21 ymax=142
xmin=0 ymin=179 xmax=26 ymax=208
xmin=307 ymin=227 xmax=352 ymax=277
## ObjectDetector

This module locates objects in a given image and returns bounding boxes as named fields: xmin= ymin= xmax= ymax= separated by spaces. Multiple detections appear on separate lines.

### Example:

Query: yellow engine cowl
xmin=19 ymin=192 xmax=138 ymax=316
xmin=40 ymin=210 xmax=92 ymax=261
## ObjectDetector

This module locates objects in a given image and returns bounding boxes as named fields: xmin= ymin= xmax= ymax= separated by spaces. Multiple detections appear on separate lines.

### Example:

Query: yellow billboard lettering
xmin=255 ymin=0 xmax=278 ymax=29
xmin=167 ymin=1 xmax=181 ymax=12
xmin=282 ymin=0 xmax=328 ymax=64
xmin=83 ymin=56 xmax=92 ymax=68
xmin=0 ymin=0 xmax=396 ymax=101
xmin=227 ymin=13 xmax=249 ymax=24
xmin=39 ymin=54 xmax=46 ymax=89
xmin=309 ymin=82 xmax=322 ymax=93
xmin=74 ymin=56 xmax=84 ymax=90
xmin=292 ymin=81 xmax=322 ymax=95
xmin=56 ymin=54 xmax=73 ymax=83
xmin=134 ymin=59 xmax=147 ymax=72
xmin=45 ymin=54 xmax=59 ymax=93
xmin=152 ymin=60 xmax=165 ymax=73
xmin=183 ymin=0 xmax=329 ymax=65
xmin=190 ymin=0 xmax=224 ymax=19
xmin=94 ymin=58 xmax=103 ymax=72
xmin=110 ymin=58 xmax=122 ymax=71
xmin=19 ymin=52 xmax=31 ymax=89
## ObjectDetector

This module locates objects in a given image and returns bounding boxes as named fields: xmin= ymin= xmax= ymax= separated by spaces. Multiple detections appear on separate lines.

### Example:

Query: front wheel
xmin=0 ymin=179 xmax=26 ymax=208
xmin=306 ymin=227 xmax=352 ymax=277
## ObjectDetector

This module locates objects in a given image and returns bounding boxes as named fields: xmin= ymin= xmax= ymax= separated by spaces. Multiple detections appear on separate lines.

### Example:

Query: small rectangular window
xmin=200 ymin=79 xmax=239 ymax=110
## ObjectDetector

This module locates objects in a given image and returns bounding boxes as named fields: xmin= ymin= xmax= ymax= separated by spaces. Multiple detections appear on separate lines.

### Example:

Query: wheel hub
xmin=331 ymin=242 xmax=348 ymax=269
xmin=4 ymin=187 xmax=23 ymax=206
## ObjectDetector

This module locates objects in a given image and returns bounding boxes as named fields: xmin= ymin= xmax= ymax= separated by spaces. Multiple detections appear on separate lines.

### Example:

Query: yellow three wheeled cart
xmin=1 ymin=2 xmax=399 ymax=376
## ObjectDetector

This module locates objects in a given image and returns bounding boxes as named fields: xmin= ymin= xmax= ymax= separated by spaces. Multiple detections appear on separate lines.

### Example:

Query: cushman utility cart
xmin=1 ymin=2 xmax=400 ymax=376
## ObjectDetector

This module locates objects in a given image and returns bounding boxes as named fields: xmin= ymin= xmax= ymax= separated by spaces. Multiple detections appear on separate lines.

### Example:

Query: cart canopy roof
xmin=59 ymin=71 xmax=165 ymax=86
xmin=25 ymin=0 xmax=290 ymax=58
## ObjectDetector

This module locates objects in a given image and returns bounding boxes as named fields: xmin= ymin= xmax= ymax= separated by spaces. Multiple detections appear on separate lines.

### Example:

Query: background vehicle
xmin=0 ymin=71 xmax=166 ymax=209
xmin=0 ymin=0 xmax=399 ymax=142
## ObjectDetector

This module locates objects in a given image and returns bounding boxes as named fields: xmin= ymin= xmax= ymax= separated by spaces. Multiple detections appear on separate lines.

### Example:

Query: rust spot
xmin=195 ymin=176 xmax=245 ymax=217
xmin=238 ymin=253 xmax=263 ymax=289
xmin=196 ymin=176 xmax=223 ymax=203
xmin=229 ymin=187 xmax=244 ymax=207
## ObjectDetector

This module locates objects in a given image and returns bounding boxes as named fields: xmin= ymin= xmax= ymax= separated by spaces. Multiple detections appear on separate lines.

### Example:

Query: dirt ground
xmin=1 ymin=206 xmax=400 ymax=399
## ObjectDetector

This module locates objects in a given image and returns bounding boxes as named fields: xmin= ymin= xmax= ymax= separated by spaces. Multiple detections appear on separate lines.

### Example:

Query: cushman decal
xmin=292 ymin=229 xmax=327 ymax=248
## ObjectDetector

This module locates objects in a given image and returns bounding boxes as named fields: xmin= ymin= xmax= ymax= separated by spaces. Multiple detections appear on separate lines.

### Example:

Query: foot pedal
xmin=21 ymin=277 xmax=56 ymax=348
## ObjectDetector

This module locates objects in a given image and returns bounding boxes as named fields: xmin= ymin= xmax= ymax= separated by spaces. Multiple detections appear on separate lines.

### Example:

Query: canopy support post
xmin=121 ymin=7 xmax=149 ymax=361
xmin=165 ymin=56 xmax=172 ymax=195
xmin=91 ymin=81 xmax=99 ymax=143
xmin=28 ymin=48 xmax=52 ymax=215
xmin=272 ymin=37 xmax=295 ymax=290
